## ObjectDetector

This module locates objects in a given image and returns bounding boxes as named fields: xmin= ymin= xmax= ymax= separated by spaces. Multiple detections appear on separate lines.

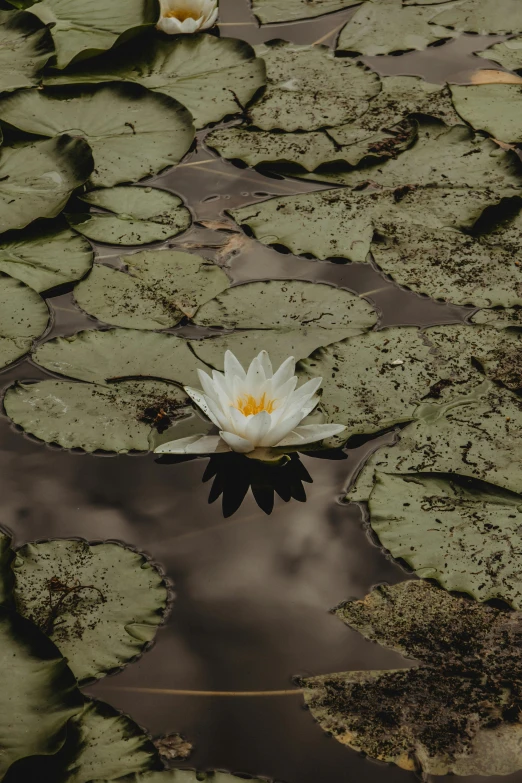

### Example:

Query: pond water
xmin=1 ymin=0 xmax=522 ymax=781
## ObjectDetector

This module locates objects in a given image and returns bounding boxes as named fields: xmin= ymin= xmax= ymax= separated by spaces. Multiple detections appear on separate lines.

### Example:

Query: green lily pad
xmin=43 ymin=33 xmax=266 ymax=130
xmin=471 ymin=308 xmax=522 ymax=328
xmin=432 ymin=0 xmax=522 ymax=34
xmin=249 ymin=41 xmax=379 ymax=131
xmin=26 ymin=0 xmax=159 ymax=70
xmin=337 ymin=0 xmax=454 ymax=56
xmin=74 ymin=251 xmax=229 ymax=330
xmin=13 ymin=538 xmax=168 ymax=682
xmin=0 ymin=84 xmax=194 ymax=188
xmin=229 ymin=185 xmax=503 ymax=261
xmin=477 ymin=37 xmax=522 ymax=72
xmin=348 ymin=382 xmax=522 ymax=502
xmin=450 ymin=84 xmax=522 ymax=143
xmin=0 ymin=222 xmax=93 ymax=293
xmin=67 ymin=186 xmax=191 ymax=246
xmin=0 ymin=9 xmax=53 ymax=92
xmin=250 ymin=0 xmax=362 ymax=24
xmin=33 ymin=328 xmax=204 ymax=386
xmin=300 ymin=580 xmax=522 ymax=776
xmin=100 ymin=771 xmax=269 ymax=783
xmin=0 ymin=531 xmax=14 ymax=606
xmin=0 ymin=606 xmax=82 ymax=779
xmin=0 ymin=136 xmax=94 ymax=234
xmin=193 ymin=279 xmax=377 ymax=329
xmin=369 ymin=472 xmax=522 ymax=608
xmin=371 ymin=220 xmax=522 ymax=307
xmin=0 ymin=274 xmax=49 ymax=370
xmin=4 ymin=379 xmax=194 ymax=453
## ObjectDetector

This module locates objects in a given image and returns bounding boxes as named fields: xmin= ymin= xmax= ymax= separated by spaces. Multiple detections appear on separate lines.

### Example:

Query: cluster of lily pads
xmin=2 ymin=0 xmax=522 ymax=778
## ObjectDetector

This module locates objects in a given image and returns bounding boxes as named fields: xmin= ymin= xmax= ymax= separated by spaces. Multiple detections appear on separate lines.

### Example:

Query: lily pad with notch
xmin=0 ymin=84 xmax=195 ymax=188
xmin=432 ymin=0 xmax=522 ymax=35
xmin=74 ymin=251 xmax=229 ymax=330
xmin=0 ymin=273 xmax=49 ymax=370
xmin=476 ymin=37 xmax=522 ymax=73
xmin=43 ymin=33 xmax=266 ymax=130
xmin=0 ymin=8 xmax=54 ymax=92
xmin=250 ymin=0 xmax=363 ymax=24
xmin=299 ymin=580 xmax=522 ymax=776
xmin=67 ymin=186 xmax=192 ymax=246
xmin=450 ymin=83 xmax=522 ymax=143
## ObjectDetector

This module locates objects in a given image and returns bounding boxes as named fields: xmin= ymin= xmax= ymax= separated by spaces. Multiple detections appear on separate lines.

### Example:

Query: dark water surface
xmin=1 ymin=2 xmax=520 ymax=781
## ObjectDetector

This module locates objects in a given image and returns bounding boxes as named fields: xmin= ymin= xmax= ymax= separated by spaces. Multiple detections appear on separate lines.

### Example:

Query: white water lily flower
xmin=155 ymin=350 xmax=346 ymax=460
xmin=157 ymin=0 xmax=218 ymax=34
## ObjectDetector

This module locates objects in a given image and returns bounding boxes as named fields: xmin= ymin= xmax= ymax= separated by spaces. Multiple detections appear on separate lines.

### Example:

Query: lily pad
xmin=0 ymin=222 xmax=93 ymax=293
xmin=0 ymin=531 xmax=14 ymax=606
xmin=471 ymin=308 xmax=522 ymax=328
xmin=300 ymin=580 xmax=522 ymax=776
xmin=250 ymin=0 xmax=362 ymax=24
xmin=229 ymin=186 xmax=503 ymax=261
xmin=477 ymin=37 xmax=522 ymax=72
xmin=450 ymin=84 xmax=522 ymax=143
xmin=67 ymin=186 xmax=191 ymax=246
xmin=432 ymin=0 xmax=522 ymax=34
xmin=0 ymin=84 xmax=195 ymax=188
xmin=371 ymin=220 xmax=522 ymax=307
xmin=13 ymin=539 xmax=168 ymax=682
xmin=0 ymin=606 xmax=82 ymax=779
xmin=0 ymin=9 xmax=54 ymax=92
xmin=0 ymin=136 xmax=94 ymax=234
xmin=33 ymin=328 xmax=204 ymax=386
xmin=348 ymin=382 xmax=522 ymax=502
xmin=4 ymin=379 xmax=194 ymax=453
xmin=74 ymin=251 xmax=229 ymax=329
xmin=26 ymin=0 xmax=159 ymax=70
xmin=43 ymin=33 xmax=266 ymax=130
xmin=0 ymin=274 xmax=49 ymax=370
xmin=193 ymin=279 xmax=377 ymax=330
xmin=337 ymin=0 xmax=454 ymax=56
xmin=249 ymin=41 xmax=379 ymax=131
xmin=369 ymin=472 xmax=522 ymax=608
xmin=100 ymin=771 xmax=269 ymax=783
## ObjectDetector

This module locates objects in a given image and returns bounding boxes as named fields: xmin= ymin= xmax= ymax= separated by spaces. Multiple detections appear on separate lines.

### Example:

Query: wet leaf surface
xmin=450 ymin=84 xmax=522 ymax=143
xmin=75 ymin=251 xmax=229 ymax=329
xmin=0 ymin=9 xmax=53 ymax=92
xmin=432 ymin=0 xmax=522 ymax=35
xmin=0 ymin=274 xmax=49 ymax=370
xmin=477 ymin=37 xmax=522 ymax=72
xmin=250 ymin=0 xmax=361 ymax=24
xmin=300 ymin=580 xmax=522 ymax=775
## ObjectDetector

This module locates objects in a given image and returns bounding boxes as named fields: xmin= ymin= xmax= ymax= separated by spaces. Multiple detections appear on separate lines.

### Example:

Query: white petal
xmin=197 ymin=368 xmax=221 ymax=402
xmin=259 ymin=408 xmax=307 ymax=447
xmin=227 ymin=405 xmax=248 ymax=436
xmin=244 ymin=354 xmax=266 ymax=392
xmin=156 ymin=16 xmax=184 ymax=33
xmin=201 ymin=5 xmax=218 ymax=27
xmin=244 ymin=411 xmax=272 ymax=446
xmin=276 ymin=424 xmax=347 ymax=447
xmin=290 ymin=376 xmax=323 ymax=405
xmin=272 ymin=356 xmax=296 ymax=387
xmin=179 ymin=16 xmax=203 ymax=32
xmin=272 ymin=375 xmax=298 ymax=401
xmin=185 ymin=387 xmax=221 ymax=427
xmin=220 ymin=430 xmax=255 ymax=453
xmin=205 ymin=396 xmax=233 ymax=430
xmin=257 ymin=350 xmax=273 ymax=379
xmin=154 ymin=434 xmax=227 ymax=454
xmin=224 ymin=350 xmax=246 ymax=382
xmin=298 ymin=394 xmax=321 ymax=419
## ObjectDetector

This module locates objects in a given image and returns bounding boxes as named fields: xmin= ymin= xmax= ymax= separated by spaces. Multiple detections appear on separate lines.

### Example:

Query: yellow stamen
xmin=234 ymin=393 xmax=275 ymax=416
xmin=164 ymin=8 xmax=201 ymax=20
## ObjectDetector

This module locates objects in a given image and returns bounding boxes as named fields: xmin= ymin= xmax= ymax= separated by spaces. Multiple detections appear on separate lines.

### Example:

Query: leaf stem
xmin=103 ymin=686 xmax=303 ymax=697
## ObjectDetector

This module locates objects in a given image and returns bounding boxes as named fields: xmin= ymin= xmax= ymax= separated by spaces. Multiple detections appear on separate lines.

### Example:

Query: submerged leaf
xmin=14 ymin=539 xmax=168 ymax=682
xmin=0 ymin=274 xmax=49 ymax=370
xmin=74 ymin=251 xmax=230 ymax=329
xmin=0 ymin=136 xmax=94 ymax=233
xmin=450 ymin=84 xmax=522 ymax=143
xmin=0 ymin=84 xmax=194 ymax=188
xmin=0 ymin=222 xmax=93 ymax=293
xmin=43 ymin=33 xmax=266 ymax=130
xmin=0 ymin=9 xmax=53 ymax=92
xmin=67 ymin=186 xmax=191 ymax=246
xmin=301 ymin=580 xmax=522 ymax=776
xmin=250 ymin=0 xmax=361 ymax=24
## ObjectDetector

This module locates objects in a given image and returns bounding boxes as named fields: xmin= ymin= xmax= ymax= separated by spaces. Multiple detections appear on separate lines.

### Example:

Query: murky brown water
xmin=1 ymin=1 xmax=520 ymax=781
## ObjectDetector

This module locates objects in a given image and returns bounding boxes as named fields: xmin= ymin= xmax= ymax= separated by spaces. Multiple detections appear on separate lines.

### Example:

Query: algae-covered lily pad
xmin=4 ymin=379 xmax=194 ymax=453
xmin=0 ymin=9 xmax=53 ymax=92
xmin=13 ymin=539 xmax=168 ymax=682
xmin=477 ymin=37 xmax=522 ymax=72
xmin=0 ymin=222 xmax=93 ymax=293
xmin=33 ymin=328 xmax=205 ymax=386
xmin=43 ymin=34 xmax=266 ymax=130
xmin=0 ymin=136 xmax=94 ymax=234
xmin=0 ymin=84 xmax=194 ymax=188
xmin=67 ymin=186 xmax=191 ymax=246
xmin=27 ymin=0 xmax=159 ymax=70
xmin=251 ymin=0 xmax=362 ymax=24
xmin=0 ymin=274 xmax=49 ymax=370
xmin=300 ymin=580 xmax=522 ymax=776
xmin=75 ymin=251 xmax=230 ymax=329
xmin=249 ymin=41 xmax=379 ymax=131
xmin=337 ymin=0 xmax=454 ymax=56
xmin=0 ymin=606 xmax=82 ymax=779
xmin=369 ymin=473 xmax=522 ymax=608
xmin=450 ymin=84 xmax=522 ymax=143
xmin=432 ymin=0 xmax=522 ymax=34
xmin=0 ymin=531 xmax=14 ymax=605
